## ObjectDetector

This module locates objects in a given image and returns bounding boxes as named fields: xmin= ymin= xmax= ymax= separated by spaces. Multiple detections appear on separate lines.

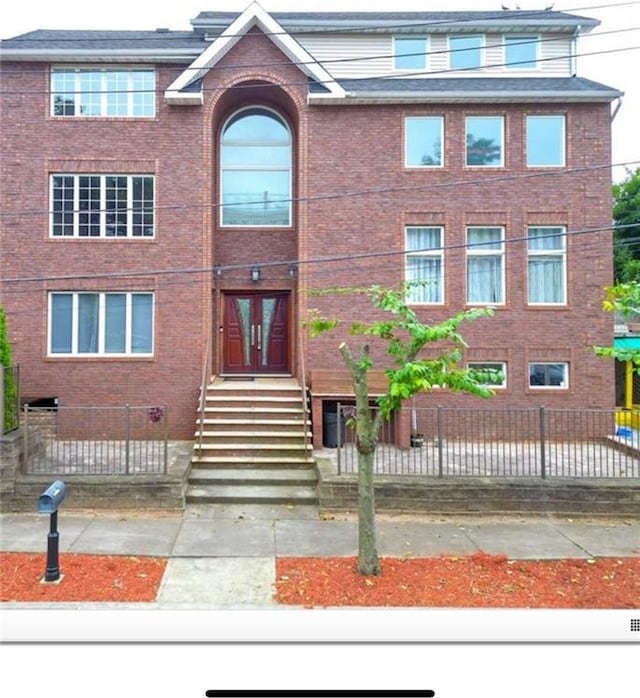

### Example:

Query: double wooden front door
xmin=222 ymin=292 xmax=289 ymax=374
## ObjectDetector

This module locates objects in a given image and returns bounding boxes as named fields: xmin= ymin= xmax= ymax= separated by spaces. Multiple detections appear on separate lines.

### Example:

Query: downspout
xmin=570 ymin=25 xmax=580 ymax=77
xmin=611 ymin=97 xmax=623 ymax=122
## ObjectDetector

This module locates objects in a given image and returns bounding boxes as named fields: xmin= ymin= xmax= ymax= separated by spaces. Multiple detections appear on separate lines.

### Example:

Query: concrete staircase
xmin=187 ymin=377 xmax=318 ymax=505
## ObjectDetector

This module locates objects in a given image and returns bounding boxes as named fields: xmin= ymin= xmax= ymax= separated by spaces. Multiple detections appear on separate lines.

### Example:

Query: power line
xmin=2 ymin=1 xmax=638 ymax=43
xmin=2 ymin=25 xmax=637 ymax=80
xmin=2 ymin=221 xmax=636 ymax=287
xmin=2 ymin=160 xmax=637 ymax=221
xmin=2 ymin=41 xmax=636 ymax=97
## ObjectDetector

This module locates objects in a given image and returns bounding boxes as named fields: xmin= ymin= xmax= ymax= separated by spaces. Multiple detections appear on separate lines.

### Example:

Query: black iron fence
xmin=23 ymin=404 xmax=169 ymax=475
xmin=1 ymin=364 xmax=20 ymax=435
xmin=335 ymin=404 xmax=640 ymax=479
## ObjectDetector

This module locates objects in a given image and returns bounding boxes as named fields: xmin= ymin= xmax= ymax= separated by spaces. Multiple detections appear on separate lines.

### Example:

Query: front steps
xmin=187 ymin=377 xmax=318 ymax=505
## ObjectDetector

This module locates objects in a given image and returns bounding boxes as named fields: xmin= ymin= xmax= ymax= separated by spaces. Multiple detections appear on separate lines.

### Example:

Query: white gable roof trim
xmin=165 ymin=1 xmax=345 ymax=104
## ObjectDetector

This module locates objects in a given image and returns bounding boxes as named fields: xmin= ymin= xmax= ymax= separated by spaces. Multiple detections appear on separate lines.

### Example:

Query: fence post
xmin=437 ymin=405 xmax=443 ymax=478
xmin=336 ymin=402 xmax=342 ymax=476
xmin=163 ymin=404 xmax=169 ymax=475
xmin=125 ymin=404 xmax=130 ymax=474
xmin=539 ymin=405 xmax=546 ymax=480
xmin=23 ymin=404 xmax=29 ymax=467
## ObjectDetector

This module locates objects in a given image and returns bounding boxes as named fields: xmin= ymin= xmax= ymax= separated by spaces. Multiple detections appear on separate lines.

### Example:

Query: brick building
xmin=0 ymin=4 xmax=622 ymax=446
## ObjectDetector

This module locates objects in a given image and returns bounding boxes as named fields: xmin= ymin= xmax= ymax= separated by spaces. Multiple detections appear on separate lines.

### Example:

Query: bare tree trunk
xmin=357 ymin=447 xmax=379 ymax=575
xmin=339 ymin=341 xmax=380 ymax=576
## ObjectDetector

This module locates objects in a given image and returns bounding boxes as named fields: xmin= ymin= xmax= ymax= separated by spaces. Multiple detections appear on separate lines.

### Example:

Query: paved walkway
xmin=1 ymin=504 xmax=639 ymax=609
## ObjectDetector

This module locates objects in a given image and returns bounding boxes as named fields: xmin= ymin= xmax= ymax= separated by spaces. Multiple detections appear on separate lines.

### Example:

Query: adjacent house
xmin=0 ymin=4 xmax=622 ymax=447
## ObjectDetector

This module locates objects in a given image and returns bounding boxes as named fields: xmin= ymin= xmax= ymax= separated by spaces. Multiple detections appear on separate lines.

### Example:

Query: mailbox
xmin=37 ymin=480 xmax=67 ymax=514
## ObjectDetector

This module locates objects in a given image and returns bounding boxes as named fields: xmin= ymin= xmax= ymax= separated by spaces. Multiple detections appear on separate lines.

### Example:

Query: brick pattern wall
xmin=0 ymin=30 xmax=616 ymax=441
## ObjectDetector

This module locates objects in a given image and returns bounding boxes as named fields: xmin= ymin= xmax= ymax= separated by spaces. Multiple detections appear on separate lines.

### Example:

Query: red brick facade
xmin=0 ymin=25 xmax=616 ymax=439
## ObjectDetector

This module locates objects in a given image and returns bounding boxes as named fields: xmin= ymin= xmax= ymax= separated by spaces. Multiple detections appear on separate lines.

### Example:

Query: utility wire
xmin=2 ymin=160 xmax=637 ymax=220
xmin=1 ymin=25 xmax=637 ymax=79
xmin=1 ymin=1 xmax=637 ymax=42
xmin=2 ymin=221 xmax=637 ymax=286
xmin=2 ymin=41 xmax=637 ymax=97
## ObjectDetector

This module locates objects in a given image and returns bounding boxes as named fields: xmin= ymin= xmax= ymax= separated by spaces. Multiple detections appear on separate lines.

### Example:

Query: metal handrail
xmin=298 ymin=318 xmax=310 ymax=454
xmin=198 ymin=331 xmax=211 ymax=455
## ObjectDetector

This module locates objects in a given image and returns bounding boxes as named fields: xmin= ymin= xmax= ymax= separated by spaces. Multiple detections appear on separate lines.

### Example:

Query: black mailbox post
xmin=37 ymin=480 xmax=67 ymax=582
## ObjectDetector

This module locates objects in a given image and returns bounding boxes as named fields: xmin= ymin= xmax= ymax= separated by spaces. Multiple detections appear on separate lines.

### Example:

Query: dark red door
xmin=223 ymin=292 xmax=289 ymax=373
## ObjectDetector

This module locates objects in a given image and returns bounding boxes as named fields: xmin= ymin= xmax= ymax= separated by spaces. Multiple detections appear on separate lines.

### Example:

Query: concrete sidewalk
xmin=1 ymin=504 xmax=639 ymax=608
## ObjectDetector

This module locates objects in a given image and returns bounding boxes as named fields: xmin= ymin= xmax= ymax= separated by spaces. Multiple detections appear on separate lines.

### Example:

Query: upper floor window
xmin=405 ymin=116 xmax=443 ymax=167
xmin=465 ymin=116 xmax=504 ymax=167
xmin=49 ymin=292 xmax=153 ymax=356
xmin=504 ymin=35 xmax=538 ymax=69
xmin=466 ymin=226 xmax=504 ymax=305
xmin=526 ymin=115 xmax=565 ymax=167
xmin=449 ymin=35 xmax=483 ymax=70
xmin=51 ymin=174 xmax=154 ymax=238
xmin=405 ymin=226 xmax=444 ymax=304
xmin=220 ymin=107 xmax=292 ymax=227
xmin=393 ymin=37 xmax=428 ymax=70
xmin=50 ymin=68 xmax=155 ymax=117
xmin=527 ymin=226 xmax=567 ymax=305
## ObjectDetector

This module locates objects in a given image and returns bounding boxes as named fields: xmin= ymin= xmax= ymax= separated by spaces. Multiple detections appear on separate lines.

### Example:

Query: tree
xmin=593 ymin=281 xmax=640 ymax=368
xmin=309 ymin=285 xmax=496 ymax=575
xmin=613 ymin=167 xmax=640 ymax=283
xmin=0 ymin=307 xmax=18 ymax=433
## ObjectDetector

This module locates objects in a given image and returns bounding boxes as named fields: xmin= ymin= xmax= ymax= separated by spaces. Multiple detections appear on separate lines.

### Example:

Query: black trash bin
xmin=322 ymin=409 xmax=346 ymax=448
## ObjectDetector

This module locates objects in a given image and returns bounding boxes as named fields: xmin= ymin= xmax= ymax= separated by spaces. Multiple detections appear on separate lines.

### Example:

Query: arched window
xmin=220 ymin=107 xmax=292 ymax=227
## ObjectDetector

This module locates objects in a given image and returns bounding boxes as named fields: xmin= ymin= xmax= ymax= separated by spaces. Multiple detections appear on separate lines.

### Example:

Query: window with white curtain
xmin=527 ymin=226 xmax=566 ymax=304
xmin=466 ymin=227 xmax=504 ymax=304
xmin=405 ymin=226 xmax=444 ymax=304
xmin=49 ymin=292 xmax=153 ymax=356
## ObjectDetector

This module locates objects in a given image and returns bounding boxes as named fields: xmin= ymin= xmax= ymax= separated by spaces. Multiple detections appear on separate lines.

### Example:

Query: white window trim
xmin=448 ymin=35 xmax=485 ymax=71
xmin=465 ymin=115 xmax=505 ymax=168
xmin=405 ymin=226 xmax=445 ymax=305
xmin=528 ymin=362 xmax=569 ymax=389
xmin=527 ymin=226 xmax=567 ymax=306
xmin=465 ymin=226 xmax=505 ymax=306
xmin=50 ymin=174 xmax=155 ymax=238
xmin=503 ymin=34 xmax=540 ymax=71
xmin=48 ymin=292 xmax=154 ymax=357
xmin=404 ymin=116 xmax=444 ymax=169
xmin=219 ymin=105 xmax=292 ymax=228
xmin=467 ymin=361 xmax=507 ymax=389
xmin=50 ymin=66 xmax=156 ymax=118
xmin=526 ymin=115 xmax=566 ymax=168
xmin=393 ymin=36 xmax=429 ymax=71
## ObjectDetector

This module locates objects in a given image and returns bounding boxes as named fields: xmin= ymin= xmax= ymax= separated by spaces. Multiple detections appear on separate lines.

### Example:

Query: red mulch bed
xmin=275 ymin=554 xmax=640 ymax=608
xmin=0 ymin=552 xmax=167 ymax=602
xmin=2 ymin=551 xmax=639 ymax=607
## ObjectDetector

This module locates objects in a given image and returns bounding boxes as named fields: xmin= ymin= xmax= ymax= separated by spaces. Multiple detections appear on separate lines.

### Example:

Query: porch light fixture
xmin=214 ymin=265 xmax=222 ymax=277
xmin=288 ymin=263 xmax=297 ymax=278
xmin=251 ymin=265 xmax=260 ymax=282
